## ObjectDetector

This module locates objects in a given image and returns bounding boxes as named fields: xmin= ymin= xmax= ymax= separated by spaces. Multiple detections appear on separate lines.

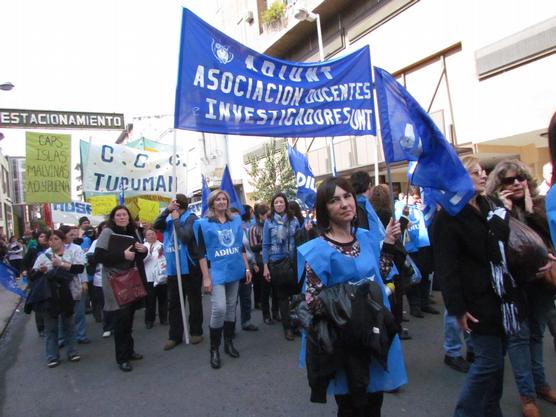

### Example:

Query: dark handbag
xmin=269 ymin=257 xmax=295 ymax=287
xmin=507 ymin=216 xmax=548 ymax=284
xmin=109 ymin=268 xmax=147 ymax=306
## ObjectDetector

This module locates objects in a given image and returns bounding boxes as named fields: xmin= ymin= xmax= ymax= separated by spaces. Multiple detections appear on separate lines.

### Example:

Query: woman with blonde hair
xmin=195 ymin=189 xmax=252 ymax=369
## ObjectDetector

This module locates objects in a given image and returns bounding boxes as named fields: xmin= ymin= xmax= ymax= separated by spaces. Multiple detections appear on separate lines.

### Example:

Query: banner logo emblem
xmin=212 ymin=40 xmax=234 ymax=64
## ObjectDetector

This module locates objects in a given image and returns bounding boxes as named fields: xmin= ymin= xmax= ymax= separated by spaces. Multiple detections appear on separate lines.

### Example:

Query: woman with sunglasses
xmin=486 ymin=159 xmax=556 ymax=416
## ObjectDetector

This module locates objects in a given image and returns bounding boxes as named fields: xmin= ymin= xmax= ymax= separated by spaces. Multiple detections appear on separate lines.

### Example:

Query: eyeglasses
xmin=501 ymin=174 xmax=527 ymax=185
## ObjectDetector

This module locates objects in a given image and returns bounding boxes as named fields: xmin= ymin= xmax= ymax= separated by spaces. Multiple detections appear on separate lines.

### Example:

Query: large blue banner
xmin=175 ymin=9 xmax=376 ymax=137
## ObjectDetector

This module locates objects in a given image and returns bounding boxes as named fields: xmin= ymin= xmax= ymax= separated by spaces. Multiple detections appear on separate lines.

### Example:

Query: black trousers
xmin=93 ymin=286 xmax=116 ymax=332
xmin=255 ymin=262 xmax=278 ymax=319
xmin=113 ymin=305 xmax=136 ymax=364
xmin=272 ymin=283 xmax=297 ymax=330
xmin=167 ymin=272 xmax=203 ymax=341
xmin=335 ymin=392 xmax=384 ymax=417
xmin=406 ymin=274 xmax=432 ymax=309
xmin=145 ymin=282 xmax=168 ymax=324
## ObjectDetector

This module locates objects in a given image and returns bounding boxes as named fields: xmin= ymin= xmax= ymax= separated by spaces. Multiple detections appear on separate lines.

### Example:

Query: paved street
xmin=0 ymin=292 xmax=555 ymax=417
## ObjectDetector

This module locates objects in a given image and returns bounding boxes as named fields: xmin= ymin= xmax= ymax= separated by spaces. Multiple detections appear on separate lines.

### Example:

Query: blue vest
xmin=163 ymin=210 xmax=192 ymax=276
xmin=195 ymin=215 xmax=244 ymax=285
xmin=297 ymin=229 xmax=408 ymax=394
xmin=395 ymin=201 xmax=430 ymax=253
xmin=356 ymin=195 xmax=385 ymax=260
xmin=546 ymin=186 xmax=556 ymax=249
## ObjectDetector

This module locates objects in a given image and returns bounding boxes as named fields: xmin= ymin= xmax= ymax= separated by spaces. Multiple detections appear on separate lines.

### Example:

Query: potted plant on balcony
xmin=262 ymin=1 xmax=286 ymax=31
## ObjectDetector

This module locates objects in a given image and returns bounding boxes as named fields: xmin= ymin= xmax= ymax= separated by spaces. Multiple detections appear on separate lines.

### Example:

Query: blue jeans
xmin=454 ymin=334 xmax=505 ymax=417
xmin=507 ymin=286 xmax=554 ymax=396
xmin=237 ymin=280 xmax=253 ymax=326
xmin=45 ymin=314 xmax=78 ymax=362
xmin=74 ymin=296 xmax=88 ymax=341
xmin=210 ymin=281 xmax=239 ymax=328
xmin=444 ymin=311 xmax=473 ymax=357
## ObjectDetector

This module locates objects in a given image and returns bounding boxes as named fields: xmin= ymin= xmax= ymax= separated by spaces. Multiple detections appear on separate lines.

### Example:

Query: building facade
xmin=210 ymin=0 xmax=556 ymax=192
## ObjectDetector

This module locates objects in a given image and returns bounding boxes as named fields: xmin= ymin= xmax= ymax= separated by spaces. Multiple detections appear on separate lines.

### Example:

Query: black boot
xmin=223 ymin=321 xmax=240 ymax=358
xmin=209 ymin=327 xmax=222 ymax=369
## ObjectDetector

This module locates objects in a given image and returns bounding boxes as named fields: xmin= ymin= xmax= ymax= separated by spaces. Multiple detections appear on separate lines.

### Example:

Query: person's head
xmin=548 ymin=111 xmax=556 ymax=185
xmin=270 ymin=192 xmax=290 ymax=218
xmin=241 ymin=204 xmax=253 ymax=222
xmin=254 ymin=203 xmax=270 ymax=223
xmin=175 ymin=193 xmax=189 ymax=212
xmin=350 ymin=171 xmax=372 ymax=196
xmin=78 ymin=216 xmax=90 ymax=230
xmin=288 ymin=200 xmax=304 ymax=225
xmin=37 ymin=231 xmax=50 ymax=246
xmin=485 ymin=159 xmax=537 ymax=201
xmin=49 ymin=230 xmax=66 ymax=252
xmin=144 ymin=228 xmax=158 ymax=244
xmin=97 ymin=221 xmax=107 ymax=235
xmin=58 ymin=225 xmax=75 ymax=244
xmin=107 ymin=205 xmax=135 ymax=232
xmin=460 ymin=155 xmax=487 ymax=196
xmin=84 ymin=226 xmax=96 ymax=239
xmin=315 ymin=177 xmax=357 ymax=233
xmin=369 ymin=184 xmax=392 ymax=211
xmin=207 ymin=189 xmax=232 ymax=220
xmin=9 ymin=235 xmax=17 ymax=244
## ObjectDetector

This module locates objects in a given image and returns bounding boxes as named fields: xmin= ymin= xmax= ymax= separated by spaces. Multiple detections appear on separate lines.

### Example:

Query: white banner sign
xmin=83 ymin=143 xmax=186 ymax=197
xmin=51 ymin=202 xmax=106 ymax=226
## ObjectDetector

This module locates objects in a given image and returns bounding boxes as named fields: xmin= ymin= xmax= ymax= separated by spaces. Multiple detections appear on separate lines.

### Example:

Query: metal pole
xmin=314 ymin=13 xmax=336 ymax=176
xmin=373 ymin=136 xmax=380 ymax=186
xmin=172 ymin=130 xmax=190 ymax=344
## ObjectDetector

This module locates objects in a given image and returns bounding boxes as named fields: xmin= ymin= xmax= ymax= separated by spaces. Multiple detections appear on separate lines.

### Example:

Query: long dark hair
xmin=288 ymin=200 xmax=304 ymax=226
xmin=107 ymin=205 xmax=138 ymax=235
xmin=270 ymin=192 xmax=293 ymax=220
xmin=549 ymin=111 xmax=556 ymax=185
xmin=315 ymin=177 xmax=357 ymax=233
xmin=253 ymin=203 xmax=269 ymax=224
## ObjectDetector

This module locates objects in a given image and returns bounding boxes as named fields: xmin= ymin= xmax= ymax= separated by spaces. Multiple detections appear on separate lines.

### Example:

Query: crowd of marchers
xmin=11 ymin=113 xmax=556 ymax=417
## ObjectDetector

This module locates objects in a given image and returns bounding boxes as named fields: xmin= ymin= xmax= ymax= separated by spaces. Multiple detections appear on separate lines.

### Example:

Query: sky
xmin=0 ymin=0 xmax=218 ymax=157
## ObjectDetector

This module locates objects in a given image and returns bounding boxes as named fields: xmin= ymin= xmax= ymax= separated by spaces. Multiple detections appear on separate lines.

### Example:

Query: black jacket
xmin=432 ymin=196 xmax=506 ymax=336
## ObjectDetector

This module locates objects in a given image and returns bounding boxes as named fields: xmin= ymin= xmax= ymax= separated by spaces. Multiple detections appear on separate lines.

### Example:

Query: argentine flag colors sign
xmin=174 ymin=9 xmax=376 ymax=137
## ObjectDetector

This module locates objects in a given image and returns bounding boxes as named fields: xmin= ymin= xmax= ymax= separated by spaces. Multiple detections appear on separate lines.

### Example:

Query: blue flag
xmin=201 ymin=175 xmax=210 ymax=217
xmin=220 ymin=165 xmax=245 ymax=215
xmin=174 ymin=8 xmax=376 ymax=137
xmin=375 ymin=66 xmax=474 ymax=215
xmin=0 ymin=263 xmax=26 ymax=298
xmin=287 ymin=145 xmax=316 ymax=208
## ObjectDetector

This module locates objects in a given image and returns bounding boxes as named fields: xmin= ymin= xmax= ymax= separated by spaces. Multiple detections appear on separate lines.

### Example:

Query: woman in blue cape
xmin=195 ymin=189 xmax=252 ymax=369
xmin=297 ymin=177 xmax=407 ymax=417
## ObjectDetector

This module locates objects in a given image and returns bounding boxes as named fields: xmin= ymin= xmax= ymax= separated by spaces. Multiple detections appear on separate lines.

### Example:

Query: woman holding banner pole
xmin=195 ymin=189 xmax=252 ymax=369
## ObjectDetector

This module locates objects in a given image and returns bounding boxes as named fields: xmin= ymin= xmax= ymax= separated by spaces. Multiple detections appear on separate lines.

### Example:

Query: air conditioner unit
xmin=245 ymin=11 xmax=254 ymax=24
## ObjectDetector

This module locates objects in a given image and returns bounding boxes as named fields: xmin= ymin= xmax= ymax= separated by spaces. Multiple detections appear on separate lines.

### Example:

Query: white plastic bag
xmin=153 ymin=255 xmax=167 ymax=286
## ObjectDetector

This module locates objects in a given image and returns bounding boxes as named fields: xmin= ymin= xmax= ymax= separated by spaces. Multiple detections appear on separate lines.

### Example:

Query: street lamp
xmin=295 ymin=7 xmax=337 ymax=175
xmin=0 ymin=82 xmax=14 ymax=91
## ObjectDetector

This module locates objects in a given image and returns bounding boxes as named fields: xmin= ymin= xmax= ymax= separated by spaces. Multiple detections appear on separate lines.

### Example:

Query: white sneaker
xmin=102 ymin=331 xmax=111 ymax=338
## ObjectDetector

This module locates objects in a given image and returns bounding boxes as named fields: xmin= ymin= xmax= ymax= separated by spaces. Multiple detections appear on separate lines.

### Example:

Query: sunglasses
xmin=501 ymin=174 xmax=527 ymax=185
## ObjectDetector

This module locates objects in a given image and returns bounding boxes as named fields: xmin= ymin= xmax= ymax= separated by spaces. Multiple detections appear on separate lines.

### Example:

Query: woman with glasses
xmin=486 ymin=159 xmax=556 ymax=416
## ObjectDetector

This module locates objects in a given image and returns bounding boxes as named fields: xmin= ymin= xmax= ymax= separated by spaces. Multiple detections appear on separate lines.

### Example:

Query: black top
xmin=432 ymin=196 xmax=505 ymax=336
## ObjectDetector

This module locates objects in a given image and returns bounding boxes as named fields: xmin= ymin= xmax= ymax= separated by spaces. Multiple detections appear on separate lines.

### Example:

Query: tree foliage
xmin=246 ymin=139 xmax=296 ymax=204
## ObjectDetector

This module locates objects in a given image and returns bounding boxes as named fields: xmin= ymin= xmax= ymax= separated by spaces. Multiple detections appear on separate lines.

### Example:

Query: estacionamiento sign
xmin=0 ymin=109 xmax=125 ymax=130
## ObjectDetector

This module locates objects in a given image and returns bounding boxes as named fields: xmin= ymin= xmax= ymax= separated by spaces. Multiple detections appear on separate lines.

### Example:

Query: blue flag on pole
xmin=287 ymin=145 xmax=316 ymax=209
xmin=0 ymin=263 xmax=26 ymax=298
xmin=375 ymin=66 xmax=474 ymax=215
xmin=201 ymin=175 xmax=210 ymax=217
xmin=220 ymin=165 xmax=245 ymax=215
xmin=174 ymin=8 xmax=376 ymax=137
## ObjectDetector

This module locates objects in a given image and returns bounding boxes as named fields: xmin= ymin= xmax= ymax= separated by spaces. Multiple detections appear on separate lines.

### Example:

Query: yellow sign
xmin=25 ymin=132 xmax=72 ymax=203
xmin=138 ymin=198 xmax=160 ymax=223
xmin=89 ymin=195 xmax=118 ymax=216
